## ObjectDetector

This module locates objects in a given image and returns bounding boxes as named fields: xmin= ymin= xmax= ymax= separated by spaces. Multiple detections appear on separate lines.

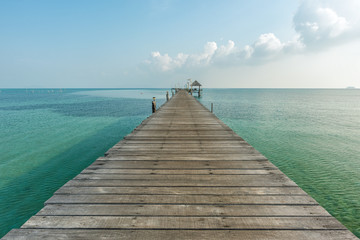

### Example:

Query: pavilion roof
xmin=191 ymin=80 xmax=202 ymax=87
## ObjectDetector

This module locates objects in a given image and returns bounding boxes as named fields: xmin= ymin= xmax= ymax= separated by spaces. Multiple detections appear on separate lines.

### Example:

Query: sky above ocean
xmin=1 ymin=0 xmax=360 ymax=88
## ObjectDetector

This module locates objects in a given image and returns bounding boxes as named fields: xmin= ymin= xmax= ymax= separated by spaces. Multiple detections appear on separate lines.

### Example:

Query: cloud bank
xmin=146 ymin=0 xmax=360 ymax=72
xmin=294 ymin=1 xmax=352 ymax=45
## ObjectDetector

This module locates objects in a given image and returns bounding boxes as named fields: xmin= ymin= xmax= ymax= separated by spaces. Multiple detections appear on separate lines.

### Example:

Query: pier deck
xmin=4 ymin=90 xmax=357 ymax=239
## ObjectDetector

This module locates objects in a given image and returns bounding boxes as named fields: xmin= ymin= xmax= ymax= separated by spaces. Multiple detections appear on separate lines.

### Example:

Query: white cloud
xmin=188 ymin=41 xmax=218 ymax=66
xmin=242 ymin=45 xmax=254 ymax=59
xmin=252 ymin=33 xmax=284 ymax=58
xmin=148 ymin=51 xmax=189 ymax=71
xmin=255 ymin=33 xmax=283 ymax=51
xmin=145 ymin=0 xmax=360 ymax=72
xmin=146 ymin=35 xmax=287 ymax=71
xmin=294 ymin=1 xmax=352 ymax=45
xmin=213 ymin=40 xmax=238 ymax=64
xmin=148 ymin=41 xmax=222 ymax=71
xmin=217 ymin=40 xmax=236 ymax=57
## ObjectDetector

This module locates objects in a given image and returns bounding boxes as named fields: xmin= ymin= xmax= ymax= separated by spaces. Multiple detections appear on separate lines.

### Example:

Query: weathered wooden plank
xmin=110 ymin=143 xmax=251 ymax=149
xmin=37 ymin=204 xmax=330 ymax=216
xmin=98 ymin=155 xmax=268 ymax=161
xmin=151 ymin=114 xmax=215 ymax=117
xmin=114 ymin=140 xmax=249 ymax=145
xmin=22 ymin=216 xmax=346 ymax=230
xmin=138 ymin=125 xmax=230 ymax=130
xmin=62 ymin=178 xmax=296 ymax=187
xmin=55 ymin=186 xmax=308 ymax=195
xmin=123 ymin=136 xmax=245 ymax=140
xmin=89 ymin=160 xmax=275 ymax=169
xmin=80 ymin=169 xmax=282 ymax=175
xmin=45 ymin=194 xmax=318 ymax=205
xmin=111 ymin=144 xmax=253 ymax=149
xmin=130 ymin=131 xmax=238 ymax=137
xmin=114 ymin=140 xmax=247 ymax=145
xmin=138 ymin=121 xmax=223 ymax=124
xmin=4 ymin=229 xmax=357 ymax=240
xmin=73 ymin=174 xmax=294 ymax=183
xmin=105 ymin=149 xmax=260 ymax=155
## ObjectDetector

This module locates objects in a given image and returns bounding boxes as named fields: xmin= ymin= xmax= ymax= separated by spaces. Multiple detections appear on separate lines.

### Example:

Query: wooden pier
xmin=4 ymin=90 xmax=357 ymax=239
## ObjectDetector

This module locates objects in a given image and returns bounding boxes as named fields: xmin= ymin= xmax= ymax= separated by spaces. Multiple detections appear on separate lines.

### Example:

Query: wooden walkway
xmin=4 ymin=90 xmax=357 ymax=239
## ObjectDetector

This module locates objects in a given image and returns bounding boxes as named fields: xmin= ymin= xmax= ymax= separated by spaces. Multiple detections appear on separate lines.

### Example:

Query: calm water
xmin=0 ymin=88 xmax=359 ymax=237
xmin=199 ymin=89 xmax=360 ymax=237
xmin=0 ymin=88 xmax=166 ymax=237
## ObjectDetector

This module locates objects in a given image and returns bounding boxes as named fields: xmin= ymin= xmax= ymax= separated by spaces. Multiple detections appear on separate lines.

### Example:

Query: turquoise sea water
xmin=199 ymin=89 xmax=360 ymax=237
xmin=0 ymin=88 xmax=359 ymax=237
xmin=0 ymin=88 xmax=166 ymax=237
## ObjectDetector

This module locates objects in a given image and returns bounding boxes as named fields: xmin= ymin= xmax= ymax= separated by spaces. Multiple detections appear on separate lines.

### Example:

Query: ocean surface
xmin=0 ymin=88 xmax=359 ymax=237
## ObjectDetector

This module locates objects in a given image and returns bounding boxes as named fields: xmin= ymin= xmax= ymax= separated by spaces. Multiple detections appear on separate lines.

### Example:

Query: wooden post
xmin=211 ymin=103 xmax=213 ymax=113
xmin=198 ymin=86 xmax=201 ymax=97
xmin=152 ymin=97 xmax=156 ymax=113
xmin=166 ymin=91 xmax=169 ymax=101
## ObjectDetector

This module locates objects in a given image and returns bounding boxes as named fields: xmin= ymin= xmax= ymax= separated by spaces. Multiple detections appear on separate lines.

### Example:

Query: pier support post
xmin=211 ymin=103 xmax=213 ymax=113
xmin=152 ymin=97 xmax=156 ymax=113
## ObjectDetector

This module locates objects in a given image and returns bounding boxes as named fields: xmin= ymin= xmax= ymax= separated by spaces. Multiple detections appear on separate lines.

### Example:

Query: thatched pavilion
xmin=191 ymin=80 xmax=202 ymax=97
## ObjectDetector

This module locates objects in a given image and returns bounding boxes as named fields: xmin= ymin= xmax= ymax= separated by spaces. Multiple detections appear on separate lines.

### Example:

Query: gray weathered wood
xmin=37 ymin=204 xmax=331 ymax=216
xmin=88 ymin=160 xmax=276 ymax=168
xmin=45 ymin=194 xmax=318 ymax=205
xmin=54 ymin=186 xmax=307 ymax=195
xmin=97 ymin=155 xmax=268 ymax=161
xmin=3 ymin=229 xmax=357 ymax=240
xmin=21 ymin=216 xmax=346 ymax=230
xmin=80 ymin=169 xmax=282 ymax=175
xmin=61 ymin=178 xmax=297 ymax=187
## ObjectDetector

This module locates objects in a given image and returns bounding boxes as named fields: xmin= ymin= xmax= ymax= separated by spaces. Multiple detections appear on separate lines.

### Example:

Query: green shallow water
xmin=0 ymin=88 xmax=359 ymax=237
xmin=0 ymin=89 xmax=166 ymax=237
xmin=199 ymin=89 xmax=360 ymax=237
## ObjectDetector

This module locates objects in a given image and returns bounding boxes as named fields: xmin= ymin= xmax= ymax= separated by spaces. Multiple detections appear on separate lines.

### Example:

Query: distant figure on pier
xmin=166 ymin=91 xmax=169 ymax=101
xmin=152 ymin=97 xmax=156 ymax=113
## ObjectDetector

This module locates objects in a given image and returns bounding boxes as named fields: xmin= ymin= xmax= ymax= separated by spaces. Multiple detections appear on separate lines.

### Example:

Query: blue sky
xmin=1 ymin=0 xmax=359 ymax=88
